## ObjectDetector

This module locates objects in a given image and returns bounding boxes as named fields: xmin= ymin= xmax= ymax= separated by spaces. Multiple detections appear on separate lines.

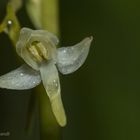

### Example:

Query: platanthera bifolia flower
xmin=0 ymin=28 xmax=93 ymax=126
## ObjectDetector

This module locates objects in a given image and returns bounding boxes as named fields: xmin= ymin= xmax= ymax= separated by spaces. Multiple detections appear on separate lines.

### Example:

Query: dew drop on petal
xmin=63 ymin=50 xmax=66 ymax=53
xmin=20 ymin=73 xmax=24 ymax=76
xmin=53 ymin=79 xmax=58 ymax=88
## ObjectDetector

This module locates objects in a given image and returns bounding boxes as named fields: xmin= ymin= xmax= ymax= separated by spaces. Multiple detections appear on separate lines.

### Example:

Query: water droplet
xmin=53 ymin=80 xmax=58 ymax=87
xmin=7 ymin=20 xmax=12 ymax=25
xmin=63 ymin=50 xmax=66 ymax=53
xmin=20 ymin=73 xmax=23 ymax=76
xmin=7 ymin=20 xmax=13 ymax=31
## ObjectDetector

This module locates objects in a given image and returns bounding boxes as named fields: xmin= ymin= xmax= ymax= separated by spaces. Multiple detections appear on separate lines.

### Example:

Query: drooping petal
xmin=56 ymin=37 xmax=93 ymax=74
xmin=40 ymin=61 xmax=66 ymax=127
xmin=0 ymin=64 xmax=41 ymax=90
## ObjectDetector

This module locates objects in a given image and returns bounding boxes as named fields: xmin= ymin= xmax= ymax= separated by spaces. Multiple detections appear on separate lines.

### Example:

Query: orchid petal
xmin=56 ymin=37 xmax=93 ymax=74
xmin=0 ymin=64 xmax=41 ymax=90
xmin=16 ymin=28 xmax=58 ymax=70
xmin=40 ymin=61 xmax=66 ymax=126
xmin=33 ymin=29 xmax=59 ymax=45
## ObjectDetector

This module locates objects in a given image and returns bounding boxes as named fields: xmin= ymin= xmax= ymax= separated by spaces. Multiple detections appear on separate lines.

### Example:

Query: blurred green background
xmin=0 ymin=0 xmax=140 ymax=140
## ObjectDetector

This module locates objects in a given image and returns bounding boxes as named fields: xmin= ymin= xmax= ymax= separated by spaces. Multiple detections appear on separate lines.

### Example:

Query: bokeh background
xmin=0 ymin=0 xmax=140 ymax=140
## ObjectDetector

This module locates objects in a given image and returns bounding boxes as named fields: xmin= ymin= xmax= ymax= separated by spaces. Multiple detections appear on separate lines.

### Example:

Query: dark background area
xmin=0 ymin=0 xmax=140 ymax=140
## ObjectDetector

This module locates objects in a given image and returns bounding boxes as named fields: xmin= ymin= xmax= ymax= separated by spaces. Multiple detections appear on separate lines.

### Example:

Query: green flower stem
xmin=26 ymin=0 xmax=60 ymax=36
xmin=33 ymin=0 xmax=61 ymax=139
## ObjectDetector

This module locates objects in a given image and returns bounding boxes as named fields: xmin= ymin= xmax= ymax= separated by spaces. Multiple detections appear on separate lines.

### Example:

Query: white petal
xmin=56 ymin=37 xmax=93 ymax=74
xmin=34 ymin=29 xmax=59 ymax=45
xmin=40 ymin=61 xmax=66 ymax=127
xmin=0 ymin=64 xmax=41 ymax=90
xmin=16 ymin=27 xmax=58 ymax=71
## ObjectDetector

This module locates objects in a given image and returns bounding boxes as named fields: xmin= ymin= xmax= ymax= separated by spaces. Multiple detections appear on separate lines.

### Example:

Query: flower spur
xmin=0 ymin=27 xmax=93 ymax=126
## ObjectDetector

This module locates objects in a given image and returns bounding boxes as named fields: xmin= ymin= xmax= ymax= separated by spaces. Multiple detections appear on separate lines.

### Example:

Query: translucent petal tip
xmin=57 ymin=36 xmax=93 ymax=75
xmin=84 ymin=36 xmax=93 ymax=46
xmin=51 ymin=95 xmax=67 ymax=127
xmin=87 ymin=36 xmax=93 ymax=41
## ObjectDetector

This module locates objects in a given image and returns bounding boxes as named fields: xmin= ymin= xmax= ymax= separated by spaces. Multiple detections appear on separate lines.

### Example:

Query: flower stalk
xmin=26 ymin=0 xmax=64 ymax=139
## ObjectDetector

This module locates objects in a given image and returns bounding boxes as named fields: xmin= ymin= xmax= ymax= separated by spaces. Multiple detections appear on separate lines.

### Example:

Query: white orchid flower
xmin=0 ymin=27 xmax=93 ymax=127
